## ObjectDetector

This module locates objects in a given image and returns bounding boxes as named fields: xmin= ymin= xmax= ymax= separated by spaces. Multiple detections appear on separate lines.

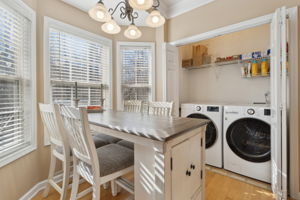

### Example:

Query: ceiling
xmin=62 ymin=0 xmax=215 ymax=26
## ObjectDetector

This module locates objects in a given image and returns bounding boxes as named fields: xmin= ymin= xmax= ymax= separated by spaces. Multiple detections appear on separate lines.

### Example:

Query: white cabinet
xmin=171 ymin=134 xmax=204 ymax=200
xmin=132 ymin=125 xmax=206 ymax=200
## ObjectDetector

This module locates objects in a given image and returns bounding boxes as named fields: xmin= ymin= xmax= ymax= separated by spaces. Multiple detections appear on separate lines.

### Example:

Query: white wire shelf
xmin=242 ymin=73 xmax=270 ymax=78
xmin=241 ymin=56 xmax=270 ymax=63
xmin=215 ymin=60 xmax=240 ymax=66
xmin=183 ymin=63 xmax=213 ymax=70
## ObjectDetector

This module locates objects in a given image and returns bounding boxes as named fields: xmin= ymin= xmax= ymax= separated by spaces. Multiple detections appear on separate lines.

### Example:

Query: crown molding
xmin=162 ymin=0 xmax=215 ymax=19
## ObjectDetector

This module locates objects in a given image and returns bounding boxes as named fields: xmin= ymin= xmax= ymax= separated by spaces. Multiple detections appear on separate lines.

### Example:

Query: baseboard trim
xmin=290 ymin=193 xmax=300 ymax=200
xmin=19 ymin=172 xmax=64 ymax=200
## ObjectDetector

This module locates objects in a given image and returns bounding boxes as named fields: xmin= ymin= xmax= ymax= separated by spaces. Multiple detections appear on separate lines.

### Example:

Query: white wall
xmin=179 ymin=24 xmax=270 ymax=105
xmin=180 ymin=64 xmax=270 ymax=105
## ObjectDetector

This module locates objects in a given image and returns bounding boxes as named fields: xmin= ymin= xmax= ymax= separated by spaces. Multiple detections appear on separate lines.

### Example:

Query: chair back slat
xmin=59 ymin=105 xmax=100 ymax=179
xmin=148 ymin=101 xmax=174 ymax=117
xmin=39 ymin=104 xmax=63 ymax=147
xmin=59 ymin=106 xmax=90 ymax=160
xmin=123 ymin=100 xmax=142 ymax=113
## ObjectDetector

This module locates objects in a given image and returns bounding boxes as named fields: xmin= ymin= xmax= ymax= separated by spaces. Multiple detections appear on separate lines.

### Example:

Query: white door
xmin=162 ymin=43 xmax=180 ymax=117
xmin=270 ymin=7 xmax=288 ymax=200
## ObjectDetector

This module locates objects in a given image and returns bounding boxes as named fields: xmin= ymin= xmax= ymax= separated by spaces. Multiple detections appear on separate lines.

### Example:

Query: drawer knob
xmin=186 ymin=170 xmax=191 ymax=176
xmin=190 ymin=164 xmax=195 ymax=170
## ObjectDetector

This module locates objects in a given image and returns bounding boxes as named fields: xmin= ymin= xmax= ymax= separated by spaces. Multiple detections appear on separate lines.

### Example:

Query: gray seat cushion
xmin=93 ymin=132 xmax=122 ymax=144
xmin=55 ymin=136 xmax=108 ymax=155
xmin=97 ymin=144 xmax=134 ymax=177
xmin=93 ymin=136 xmax=109 ymax=148
xmin=117 ymin=140 xmax=134 ymax=150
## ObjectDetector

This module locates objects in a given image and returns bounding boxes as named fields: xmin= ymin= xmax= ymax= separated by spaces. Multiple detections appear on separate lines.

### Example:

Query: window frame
xmin=116 ymin=42 xmax=156 ymax=111
xmin=43 ymin=17 xmax=112 ymax=145
xmin=0 ymin=0 xmax=37 ymax=167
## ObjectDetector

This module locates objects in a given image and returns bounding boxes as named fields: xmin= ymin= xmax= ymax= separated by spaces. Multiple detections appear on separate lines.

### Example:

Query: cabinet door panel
xmin=171 ymin=139 xmax=190 ymax=200
xmin=189 ymin=134 xmax=202 ymax=198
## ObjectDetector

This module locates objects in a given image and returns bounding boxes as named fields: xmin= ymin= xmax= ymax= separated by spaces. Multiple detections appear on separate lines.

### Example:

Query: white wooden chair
xmin=39 ymin=104 xmax=71 ymax=200
xmin=59 ymin=105 xmax=134 ymax=200
xmin=39 ymin=104 xmax=109 ymax=200
xmin=148 ymin=101 xmax=174 ymax=117
xmin=123 ymin=100 xmax=143 ymax=113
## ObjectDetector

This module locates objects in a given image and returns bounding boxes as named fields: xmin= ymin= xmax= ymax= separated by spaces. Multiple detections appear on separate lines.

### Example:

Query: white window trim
xmin=116 ymin=42 xmax=156 ymax=111
xmin=0 ymin=0 xmax=37 ymax=167
xmin=43 ymin=17 xmax=113 ymax=145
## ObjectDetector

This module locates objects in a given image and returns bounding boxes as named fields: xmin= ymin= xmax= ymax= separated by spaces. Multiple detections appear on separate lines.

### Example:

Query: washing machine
xmin=181 ymin=103 xmax=223 ymax=168
xmin=223 ymin=105 xmax=271 ymax=183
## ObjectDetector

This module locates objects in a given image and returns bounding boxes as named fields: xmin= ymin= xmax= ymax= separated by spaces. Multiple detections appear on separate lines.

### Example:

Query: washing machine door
xmin=187 ymin=113 xmax=217 ymax=149
xmin=226 ymin=118 xmax=270 ymax=163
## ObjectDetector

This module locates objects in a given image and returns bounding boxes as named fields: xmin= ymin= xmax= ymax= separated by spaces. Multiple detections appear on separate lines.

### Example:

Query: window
xmin=117 ymin=42 xmax=155 ymax=110
xmin=44 ymin=17 xmax=112 ymax=109
xmin=0 ymin=0 xmax=36 ymax=167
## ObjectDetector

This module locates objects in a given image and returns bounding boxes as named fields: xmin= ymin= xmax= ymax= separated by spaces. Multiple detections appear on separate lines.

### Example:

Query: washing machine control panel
xmin=196 ymin=106 xmax=201 ymax=111
xmin=264 ymin=109 xmax=271 ymax=116
xmin=247 ymin=108 xmax=255 ymax=115
xmin=207 ymin=106 xmax=219 ymax=112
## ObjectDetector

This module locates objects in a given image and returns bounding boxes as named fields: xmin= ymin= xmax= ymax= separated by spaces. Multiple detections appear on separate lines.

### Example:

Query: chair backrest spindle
xmin=59 ymin=105 xmax=100 ymax=180
xmin=123 ymin=100 xmax=143 ymax=113
xmin=39 ymin=104 xmax=68 ymax=149
xmin=148 ymin=101 xmax=174 ymax=117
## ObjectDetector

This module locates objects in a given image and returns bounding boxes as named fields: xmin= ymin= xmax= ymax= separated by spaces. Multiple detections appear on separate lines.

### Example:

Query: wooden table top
xmin=88 ymin=110 xmax=209 ymax=142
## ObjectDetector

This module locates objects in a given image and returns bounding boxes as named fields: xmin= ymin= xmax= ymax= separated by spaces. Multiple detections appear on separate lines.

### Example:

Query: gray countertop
xmin=88 ymin=110 xmax=209 ymax=142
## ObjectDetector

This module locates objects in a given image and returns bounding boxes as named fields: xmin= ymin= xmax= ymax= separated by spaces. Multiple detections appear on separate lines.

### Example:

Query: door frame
xmin=168 ymin=7 xmax=299 ymax=199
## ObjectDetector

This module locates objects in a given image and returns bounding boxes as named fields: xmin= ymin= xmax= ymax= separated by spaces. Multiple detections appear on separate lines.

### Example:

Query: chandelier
xmin=88 ymin=0 xmax=165 ymax=39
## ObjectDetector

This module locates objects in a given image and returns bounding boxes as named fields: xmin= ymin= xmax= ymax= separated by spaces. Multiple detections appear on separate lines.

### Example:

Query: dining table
xmin=88 ymin=110 xmax=209 ymax=200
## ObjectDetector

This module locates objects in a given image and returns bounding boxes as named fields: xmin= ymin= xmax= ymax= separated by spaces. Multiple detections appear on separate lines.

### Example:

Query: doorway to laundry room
xmin=162 ymin=6 xmax=298 ymax=200
xmin=180 ymin=22 xmax=274 ymax=200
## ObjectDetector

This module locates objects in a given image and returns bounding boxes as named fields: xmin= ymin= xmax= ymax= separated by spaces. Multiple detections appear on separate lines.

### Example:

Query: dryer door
xmin=226 ymin=118 xmax=271 ymax=163
xmin=187 ymin=114 xmax=217 ymax=149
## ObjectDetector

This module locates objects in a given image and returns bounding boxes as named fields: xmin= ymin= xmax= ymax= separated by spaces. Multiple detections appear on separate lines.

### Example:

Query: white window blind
xmin=0 ymin=0 xmax=36 ymax=167
xmin=49 ymin=28 xmax=111 ymax=108
xmin=118 ymin=43 xmax=154 ymax=108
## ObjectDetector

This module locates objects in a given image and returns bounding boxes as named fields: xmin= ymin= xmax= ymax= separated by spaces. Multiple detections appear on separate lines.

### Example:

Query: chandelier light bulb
xmin=146 ymin=10 xmax=165 ymax=28
xmin=130 ymin=29 xmax=137 ymax=36
xmin=137 ymin=0 xmax=145 ymax=5
xmin=124 ymin=25 xmax=142 ymax=39
xmin=151 ymin=15 xmax=160 ymax=24
xmin=107 ymin=23 xmax=114 ymax=31
xmin=96 ymin=11 xmax=105 ymax=20
xmin=129 ymin=0 xmax=153 ymax=10
xmin=89 ymin=2 xmax=111 ymax=22
xmin=101 ymin=19 xmax=121 ymax=34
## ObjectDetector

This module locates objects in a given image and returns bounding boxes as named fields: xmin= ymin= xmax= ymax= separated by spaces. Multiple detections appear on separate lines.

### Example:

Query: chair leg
xmin=43 ymin=151 xmax=56 ymax=197
xmin=60 ymin=158 xmax=71 ymax=200
xmin=92 ymin=184 xmax=101 ymax=200
xmin=111 ymin=180 xmax=118 ymax=197
xmin=70 ymin=166 xmax=80 ymax=200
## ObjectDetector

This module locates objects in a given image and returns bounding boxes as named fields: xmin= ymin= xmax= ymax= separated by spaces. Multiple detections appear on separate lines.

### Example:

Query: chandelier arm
xmin=153 ymin=0 xmax=160 ymax=9
xmin=131 ymin=12 xmax=139 ymax=20
xmin=120 ymin=6 xmax=127 ymax=19
xmin=108 ymin=1 xmax=126 ymax=16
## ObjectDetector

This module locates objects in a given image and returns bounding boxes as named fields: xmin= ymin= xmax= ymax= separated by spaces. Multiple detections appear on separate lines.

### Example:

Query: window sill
xmin=0 ymin=144 xmax=37 ymax=168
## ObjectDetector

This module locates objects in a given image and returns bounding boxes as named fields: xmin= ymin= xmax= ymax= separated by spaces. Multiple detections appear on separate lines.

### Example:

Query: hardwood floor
xmin=33 ymin=170 xmax=290 ymax=200
xmin=205 ymin=170 xmax=275 ymax=200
